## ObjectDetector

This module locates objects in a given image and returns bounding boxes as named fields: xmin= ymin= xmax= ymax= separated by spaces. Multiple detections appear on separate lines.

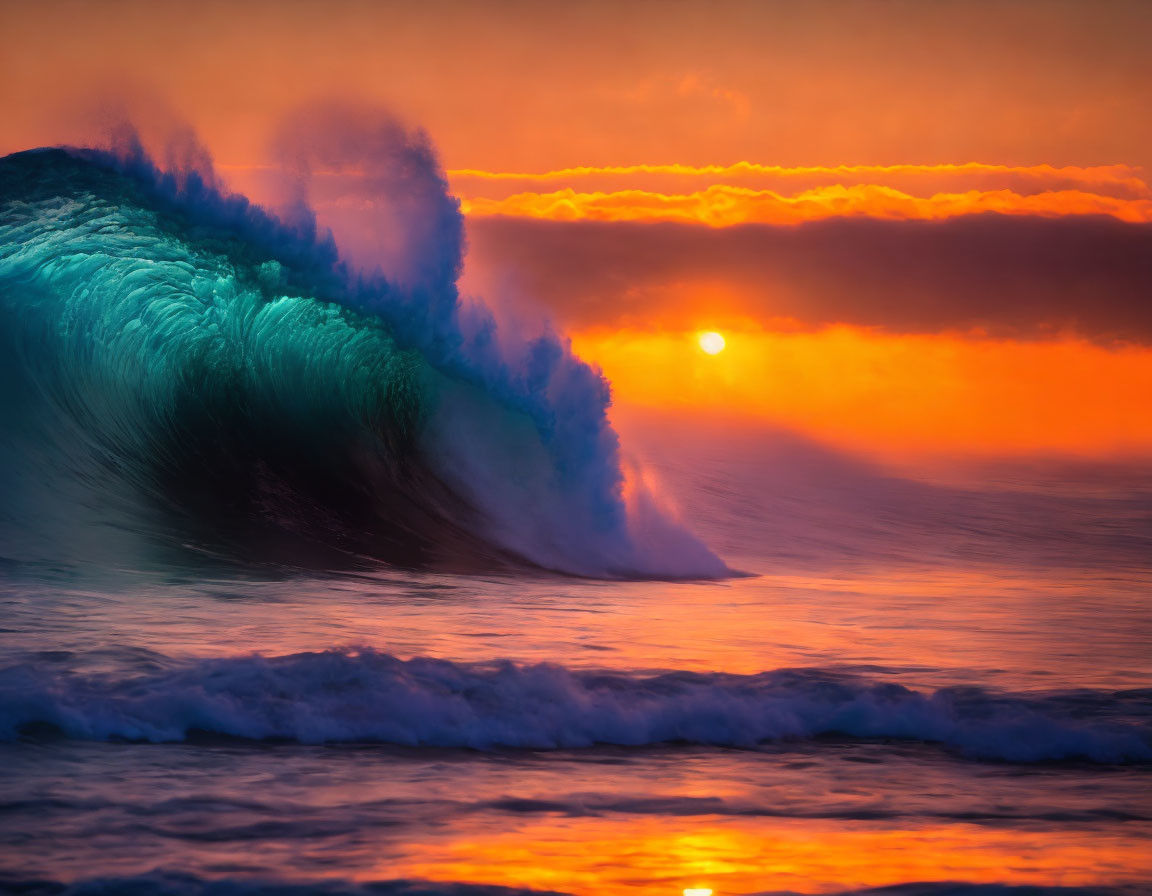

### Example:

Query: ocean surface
xmin=1 ymin=146 xmax=1150 ymax=896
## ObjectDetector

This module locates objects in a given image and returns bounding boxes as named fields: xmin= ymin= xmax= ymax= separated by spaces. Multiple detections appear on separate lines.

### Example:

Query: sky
xmin=3 ymin=0 xmax=1150 ymax=460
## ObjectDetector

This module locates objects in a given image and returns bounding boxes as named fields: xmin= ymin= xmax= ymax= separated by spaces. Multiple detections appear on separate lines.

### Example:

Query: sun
xmin=697 ymin=331 xmax=726 ymax=355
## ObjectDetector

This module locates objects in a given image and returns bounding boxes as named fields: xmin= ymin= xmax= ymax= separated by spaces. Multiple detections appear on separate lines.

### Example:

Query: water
xmin=1 ymin=144 xmax=1150 ymax=896
xmin=2 ymin=416 xmax=1150 ymax=895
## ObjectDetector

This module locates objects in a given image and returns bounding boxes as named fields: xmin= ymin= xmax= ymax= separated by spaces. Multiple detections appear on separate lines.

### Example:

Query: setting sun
xmin=2 ymin=5 xmax=1149 ymax=896
xmin=698 ymin=331 xmax=726 ymax=355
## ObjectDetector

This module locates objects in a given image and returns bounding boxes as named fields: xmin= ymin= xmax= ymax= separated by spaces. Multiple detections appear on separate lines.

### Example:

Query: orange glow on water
xmin=376 ymin=817 xmax=1152 ymax=896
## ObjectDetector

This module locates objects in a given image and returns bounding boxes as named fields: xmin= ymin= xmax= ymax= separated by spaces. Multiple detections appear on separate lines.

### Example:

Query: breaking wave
xmin=0 ymin=138 xmax=724 ymax=578
xmin=2 ymin=649 xmax=1148 ymax=763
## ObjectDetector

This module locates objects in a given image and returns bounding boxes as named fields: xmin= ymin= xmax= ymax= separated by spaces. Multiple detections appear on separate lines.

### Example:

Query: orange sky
xmin=3 ymin=0 xmax=1151 ymax=460
xmin=574 ymin=327 xmax=1152 ymax=459
xmin=4 ymin=1 xmax=1152 ymax=171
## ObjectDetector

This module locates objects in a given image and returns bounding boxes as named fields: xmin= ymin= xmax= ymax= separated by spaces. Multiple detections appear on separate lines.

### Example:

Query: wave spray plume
xmin=0 ymin=110 xmax=726 ymax=578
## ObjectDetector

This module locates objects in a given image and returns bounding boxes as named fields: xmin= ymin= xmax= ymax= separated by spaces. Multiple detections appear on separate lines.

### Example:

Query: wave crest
xmin=0 ymin=135 xmax=725 ymax=578
xmin=3 ymin=649 xmax=1148 ymax=763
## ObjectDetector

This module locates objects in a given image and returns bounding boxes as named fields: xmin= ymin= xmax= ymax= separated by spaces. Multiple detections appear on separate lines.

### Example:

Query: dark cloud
xmin=465 ymin=214 xmax=1152 ymax=341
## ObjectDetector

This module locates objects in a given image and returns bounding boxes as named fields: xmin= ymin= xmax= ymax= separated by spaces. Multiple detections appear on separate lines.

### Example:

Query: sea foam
xmin=2 ymin=650 xmax=1147 ymax=763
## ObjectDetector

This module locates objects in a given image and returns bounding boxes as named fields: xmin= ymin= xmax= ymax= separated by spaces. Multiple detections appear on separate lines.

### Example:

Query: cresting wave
xmin=2 ymin=649 xmax=1149 ymax=763
xmin=0 ymin=138 xmax=725 ymax=578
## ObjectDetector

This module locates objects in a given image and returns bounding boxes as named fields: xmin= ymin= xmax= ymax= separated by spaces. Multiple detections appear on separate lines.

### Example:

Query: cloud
xmin=464 ymin=214 xmax=1152 ymax=341
xmin=461 ymin=184 xmax=1152 ymax=226
xmin=448 ymin=162 xmax=1152 ymax=200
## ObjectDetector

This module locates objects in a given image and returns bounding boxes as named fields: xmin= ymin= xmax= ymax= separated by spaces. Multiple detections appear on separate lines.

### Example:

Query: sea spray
xmin=0 ymin=134 xmax=725 ymax=577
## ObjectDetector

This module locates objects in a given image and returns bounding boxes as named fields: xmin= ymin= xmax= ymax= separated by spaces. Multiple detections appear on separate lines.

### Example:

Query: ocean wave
xmin=0 ymin=872 xmax=566 ymax=896
xmin=0 ymin=872 xmax=1138 ymax=896
xmin=6 ymin=793 xmax=1145 ymax=839
xmin=2 ymin=650 xmax=1147 ymax=763
xmin=0 ymin=134 xmax=724 ymax=579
